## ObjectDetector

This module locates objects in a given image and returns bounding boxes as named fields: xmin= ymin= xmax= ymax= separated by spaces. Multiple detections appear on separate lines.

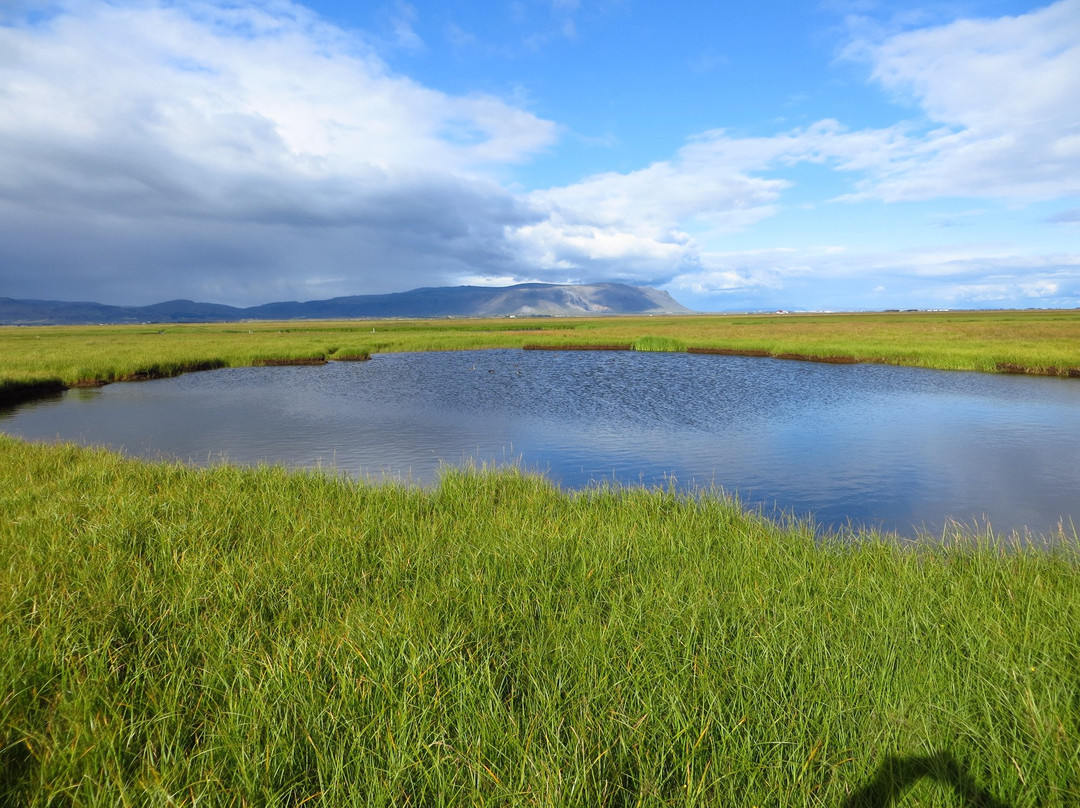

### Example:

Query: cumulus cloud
xmin=505 ymin=147 xmax=789 ymax=283
xmin=0 ymin=0 xmax=555 ymax=304
xmin=499 ymin=118 xmax=906 ymax=285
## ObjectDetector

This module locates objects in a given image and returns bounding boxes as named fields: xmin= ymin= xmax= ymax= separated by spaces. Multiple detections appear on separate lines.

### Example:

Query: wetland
xmin=4 ymin=347 xmax=1079 ymax=539
xmin=3 ymin=311 xmax=1080 ymax=805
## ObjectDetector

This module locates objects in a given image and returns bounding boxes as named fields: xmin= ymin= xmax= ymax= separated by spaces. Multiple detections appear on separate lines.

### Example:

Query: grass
xmin=2 ymin=310 xmax=1079 ymax=804
xmin=1 ymin=436 xmax=1078 ymax=806
xmin=632 ymin=335 xmax=688 ymax=352
xmin=2 ymin=310 xmax=1079 ymax=404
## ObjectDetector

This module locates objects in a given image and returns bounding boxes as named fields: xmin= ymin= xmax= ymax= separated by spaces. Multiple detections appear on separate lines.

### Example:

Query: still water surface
xmin=3 ymin=349 xmax=1078 ymax=539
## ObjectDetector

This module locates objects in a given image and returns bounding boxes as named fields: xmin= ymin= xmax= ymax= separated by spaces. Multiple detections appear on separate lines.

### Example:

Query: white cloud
xmin=842 ymin=0 xmax=1080 ymax=200
xmin=672 ymin=245 xmax=1080 ymax=310
xmin=502 ymin=1 xmax=1080 ymax=300
xmin=504 ymin=137 xmax=792 ymax=282
xmin=386 ymin=1 xmax=423 ymax=51
xmin=0 ymin=0 xmax=556 ymax=180
xmin=0 ymin=0 xmax=558 ymax=303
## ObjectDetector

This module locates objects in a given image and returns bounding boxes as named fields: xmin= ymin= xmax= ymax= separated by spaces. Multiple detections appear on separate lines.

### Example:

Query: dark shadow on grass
xmin=845 ymin=751 xmax=1013 ymax=808
xmin=0 ymin=740 xmax=34 ymax=808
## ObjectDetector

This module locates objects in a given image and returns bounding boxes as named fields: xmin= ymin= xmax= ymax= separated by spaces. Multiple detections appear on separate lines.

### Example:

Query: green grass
xmin=2 ymin=310 xmax=1079 ymax=403
xmin=2 ymin=436 xmax=1078 ymax=806
xmin=633 ymin=335 xmax=688 ymax=352
xmin=2 ymin=310 xmax=1079 ymax=804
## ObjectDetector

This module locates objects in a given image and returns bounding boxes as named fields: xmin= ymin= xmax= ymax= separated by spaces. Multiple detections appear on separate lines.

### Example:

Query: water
xmin=3 ymin=349 xmax=1079 ymax=539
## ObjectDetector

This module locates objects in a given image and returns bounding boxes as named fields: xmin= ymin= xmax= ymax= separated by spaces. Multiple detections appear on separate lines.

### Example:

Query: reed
xmin=2 ymin=436 xmax=1077 ymax=806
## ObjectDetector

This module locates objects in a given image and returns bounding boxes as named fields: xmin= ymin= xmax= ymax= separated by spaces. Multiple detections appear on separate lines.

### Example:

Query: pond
xmin=3 ymin=349 xmax=1079 ymax=539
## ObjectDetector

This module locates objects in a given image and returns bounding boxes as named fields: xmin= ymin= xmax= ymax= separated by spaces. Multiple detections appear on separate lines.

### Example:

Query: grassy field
xmin=2 ymin=436 xmax=1078 ymax=806
xmin=2 ymin=310 xmax=1079 ymax=804
xmin=2 ymin=309 xmax=1079 ymax=404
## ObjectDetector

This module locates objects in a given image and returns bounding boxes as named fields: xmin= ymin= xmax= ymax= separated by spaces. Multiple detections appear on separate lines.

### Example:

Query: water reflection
xmin=3 ymin=350 xmax=1078 ymax=539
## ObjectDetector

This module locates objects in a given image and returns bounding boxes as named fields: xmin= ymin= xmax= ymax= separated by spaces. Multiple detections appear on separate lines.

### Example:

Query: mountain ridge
xmin=0 ymin=283 xmax=693 ymax=325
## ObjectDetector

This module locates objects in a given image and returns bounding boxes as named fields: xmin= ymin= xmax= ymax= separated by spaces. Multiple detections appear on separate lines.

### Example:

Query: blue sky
xmin=1 ymin=0 xmax=1077 ymax=311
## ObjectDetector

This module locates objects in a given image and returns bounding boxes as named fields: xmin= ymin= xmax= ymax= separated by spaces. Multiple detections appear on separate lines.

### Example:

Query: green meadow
xmin=2 ymin=438 xmax=1078 ymax=806
xmin=2 ymin=309 xmax=1079 ymax=805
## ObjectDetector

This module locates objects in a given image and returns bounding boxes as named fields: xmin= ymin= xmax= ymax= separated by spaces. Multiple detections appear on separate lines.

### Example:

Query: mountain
xmin=0 ymin=283 xmax=693 ymax=325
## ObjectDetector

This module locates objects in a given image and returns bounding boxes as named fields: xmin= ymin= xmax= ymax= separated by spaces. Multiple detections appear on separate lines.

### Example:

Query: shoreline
xmin=0 ymin=355 xmax=371 ymax=408
xmin=4 ymin=342 xmax=1079 ymax=410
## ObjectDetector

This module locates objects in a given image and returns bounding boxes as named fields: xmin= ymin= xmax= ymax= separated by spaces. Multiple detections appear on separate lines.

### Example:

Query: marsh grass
xmin=2 ymin=310 xmax=1079 ymax=402
xmin=328 ymin=348 xmax=372 ymax=361
xmin=633 ymin=335 xmax=687 ymax=352
xmin=2 ymin=436 xmax=1078 ymax=806
xmin=3 ymin=310 xmax=1079 ymax=804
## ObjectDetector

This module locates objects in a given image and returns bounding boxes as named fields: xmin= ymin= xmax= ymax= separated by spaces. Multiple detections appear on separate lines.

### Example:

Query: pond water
xmin=3 ymin=349 xmax=1079 ymax=539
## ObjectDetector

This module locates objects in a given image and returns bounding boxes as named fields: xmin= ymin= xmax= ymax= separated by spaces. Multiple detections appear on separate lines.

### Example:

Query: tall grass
xmin=633 ymin=335 xmax=687 ymax=352
xmin=2 ymin=436 xmax=1077 ymax=806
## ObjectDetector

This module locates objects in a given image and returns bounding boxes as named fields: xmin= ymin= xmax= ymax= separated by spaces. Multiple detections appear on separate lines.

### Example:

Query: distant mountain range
xmin=0 ymin=283 xmax=693 ymax=325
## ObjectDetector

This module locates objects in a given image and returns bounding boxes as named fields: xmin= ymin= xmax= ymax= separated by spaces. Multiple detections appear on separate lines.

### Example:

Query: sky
xmin=1 ymin=0 xmax=1078 ymax=312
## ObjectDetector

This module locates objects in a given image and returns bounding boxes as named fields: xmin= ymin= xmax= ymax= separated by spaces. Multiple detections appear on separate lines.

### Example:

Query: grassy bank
xmin=1 ymin=436 xmax=1078 ymax=806
xmin=2 ymin=310 xmax=1079 ymax=405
